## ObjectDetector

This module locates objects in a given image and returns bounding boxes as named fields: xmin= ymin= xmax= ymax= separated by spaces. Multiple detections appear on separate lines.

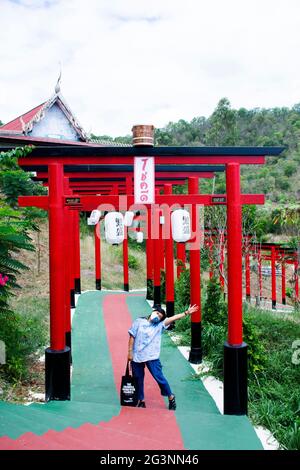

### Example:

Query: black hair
xmin=152 ymin=304 xmax=166 ymax=321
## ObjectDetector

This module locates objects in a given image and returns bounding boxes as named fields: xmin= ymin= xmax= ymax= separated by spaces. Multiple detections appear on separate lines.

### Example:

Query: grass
xmin=80 ymin=235 xmax=146 ymax=291
xmin=245 ymin=306 xmax=300 ymax=449
xmin=173 ymin=303 xmax=300 ymax=450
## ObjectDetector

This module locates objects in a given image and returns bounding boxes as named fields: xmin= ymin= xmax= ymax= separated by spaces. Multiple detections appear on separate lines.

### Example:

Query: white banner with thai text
xmin=134 ymin=157 xmax=155 ymax=204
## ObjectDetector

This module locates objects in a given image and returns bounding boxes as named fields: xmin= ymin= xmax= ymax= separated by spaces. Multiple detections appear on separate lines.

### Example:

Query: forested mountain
xmin=92 ymin=98 xmax=300 ymax=204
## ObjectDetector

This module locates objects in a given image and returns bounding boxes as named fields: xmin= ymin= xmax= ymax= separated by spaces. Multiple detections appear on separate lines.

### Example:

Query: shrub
xmin=203 ymin=277 xmax=227 ymax=326
xmin=201 ymin=323 xmax=226 ymax=375
xmin=286 ymin=286 xmax=293 ymax=298
xmin=284 ymin=162 xmax=298 ymax=177
xmin=174 ymin=267 xmax=190 ymax=313
xmin=242 ymin=312 xmax=266 ymax=375
xmin=0 ymin=309 xmax=47 ymax=381
xmin=128 ymin=253 xmax=139 ymax=269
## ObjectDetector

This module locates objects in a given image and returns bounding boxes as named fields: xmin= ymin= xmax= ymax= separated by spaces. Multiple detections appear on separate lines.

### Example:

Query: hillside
xmin=92 ymin=98 xmax=300 ymax=204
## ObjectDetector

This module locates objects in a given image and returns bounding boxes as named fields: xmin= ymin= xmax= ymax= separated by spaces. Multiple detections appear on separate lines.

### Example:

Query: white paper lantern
xmin=171 ymin=209 xmax=191 ymax=242
xmin=105 ymin=212 xmax=124 ymax=245
xmin=136 ymin=231 xmax=144 ymax=243
xmin=87 ymin=209 xmax=101 ymax=225
xmin=124 ymin=211 xmax=134 ymax=227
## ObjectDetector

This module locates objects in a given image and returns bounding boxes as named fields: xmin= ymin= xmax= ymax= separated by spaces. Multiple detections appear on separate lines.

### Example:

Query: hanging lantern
xmin=87 ymin=209 xmax=101 ymax=225
xmin=136 ymin=231 xmax=144 ymax=244
xmin=105 ymin=212 xmax=124 ymax=245
xmin=171 ymin=209 xmax=191 ymax=242
xmin=124 ymin=211 xmax=134 ymax=227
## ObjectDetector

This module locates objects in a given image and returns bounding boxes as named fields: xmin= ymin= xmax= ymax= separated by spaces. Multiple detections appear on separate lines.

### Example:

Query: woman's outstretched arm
xmin=164 ymin=304 xmax=199 ymax=327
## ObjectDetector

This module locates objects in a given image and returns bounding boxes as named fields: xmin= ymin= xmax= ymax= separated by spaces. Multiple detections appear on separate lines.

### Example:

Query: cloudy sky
xmin=1 ymin=0 xmax=300 ymax=136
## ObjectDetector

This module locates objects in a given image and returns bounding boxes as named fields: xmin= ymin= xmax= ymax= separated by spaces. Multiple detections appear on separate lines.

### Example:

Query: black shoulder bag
xmin=120 ymin=361 xmax=138 ymax=407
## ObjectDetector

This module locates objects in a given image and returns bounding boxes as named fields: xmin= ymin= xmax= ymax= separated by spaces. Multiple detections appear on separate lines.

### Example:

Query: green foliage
xmin=128 ymin=232 xmax=146 ymax=251
xmin=201 ymin=323 xmax=226 ymax=374
xmin=128 ymin=253 xmax=139 ymax=269
xmin=242 ymin=309 xmax=266 ymax=374
xmin=242 ymin=205 xmax=268 ymax=240
xmin=206 ymin=98 xmax=238 ymax=145
xmin=203 ymin=277 xmax=227 ymax=326
xmin=90 ymin=133 xmax=131 ymax=145
xmin=0 ymin=146 xmax=33 ymax=169
xmin=0 ymin=170 xmax=46 ymax=207
xmin=0 ymin=146 xmax=47 ymax=383
xmin=0 ymin=308 xmax=47 ymax=381
xmin=285 ymin=286 xmax=293 ymax=299
xmin=93 ymin=98 xmax=300 ymax=206
xmin=0 ymin=216 xmax=34 ymax=312
xmin=174 ymin=267 xmax=190 ymax=313
xmin=245 ymin=307 xmax=300 ymax=449
xmin=200 ymin=246 xmax=209 ymax=272
xmin=175 ymin=303 xmax=300 ymax=449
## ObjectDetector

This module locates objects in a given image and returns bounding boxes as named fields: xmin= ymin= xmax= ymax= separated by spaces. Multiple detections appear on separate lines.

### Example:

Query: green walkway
xmin=0 ymin=291 xmax=263 ymax=449
xmin=0 ymin=291 xmax=120 ymax=439
xmin=126 ymin=295 xmax=263 ymax=450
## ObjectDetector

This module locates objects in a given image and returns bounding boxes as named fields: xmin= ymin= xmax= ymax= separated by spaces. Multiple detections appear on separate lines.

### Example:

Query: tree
xmin=206 ymin=98 xmax=238 ymax=146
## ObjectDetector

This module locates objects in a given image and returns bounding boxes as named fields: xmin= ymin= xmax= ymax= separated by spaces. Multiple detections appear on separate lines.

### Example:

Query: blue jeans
xmin=131 ymin=359 xmax=173 ymax=401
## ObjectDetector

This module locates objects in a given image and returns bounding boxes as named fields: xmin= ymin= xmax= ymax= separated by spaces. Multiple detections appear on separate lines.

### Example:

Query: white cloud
xmin=1 ymin=0 xmax=300 ymax=136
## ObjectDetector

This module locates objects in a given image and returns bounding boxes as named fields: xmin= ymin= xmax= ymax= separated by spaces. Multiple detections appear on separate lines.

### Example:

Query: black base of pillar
xmin=224 ymin=342 xmax=248 ymax=415
xmin=96 ymin=279 xmax=101 ymax=290
xmin=75 ymin=278 xmax=81 ymax=294
xmin=272 ymin=300 xmax=276 ymax=309
xmin=153 ymin=285 xmax=161 ymax=306
xmin=189 ymin=322 xmax=202 ymax=364
xmin=70 ymin=289 xmax=75 ymax=309
xmin=146 ymin=279 xmax=153 ymax=300
xmin=166 ymin=301 xmax=174 ymax=318
xmin=65 ymin=331 xmax=71 ymax=350
xmin=45 ymin=347 xmax=71 ymax=402
xmin=166 ymin=301 xmax=175 ymax=330
xmin=246 ymin=294 xmax=251 ymax=302
xmin=282 ymin=298 xmax=286 ymax=305
xmin=65 ymin=331 xmax=72 ymax=364
xmin=124 ymin=283 xmax=129 ymax=292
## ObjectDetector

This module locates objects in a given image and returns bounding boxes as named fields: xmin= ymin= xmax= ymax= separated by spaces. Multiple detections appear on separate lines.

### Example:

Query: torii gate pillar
xmin=45 ymin=163 xmax=70 ymax=401
xmin=74 ymin=211 xmax=81 ymax=294
xmin=95 ymin=222 xmax=101 ymax=290
xmin=164 ymin=184 xmax=175 ymax=319
xmin=224 ymin=163 xmax=247 ymax=415
xmin=188 ymin=177 xmax=202 ymax=364
xmin=146 ymin=206 xmax=154 ymax=299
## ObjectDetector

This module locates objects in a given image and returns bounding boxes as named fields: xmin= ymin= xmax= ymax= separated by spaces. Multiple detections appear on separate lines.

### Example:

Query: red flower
xmin=0 ymin=274 xmax=9 ymax=287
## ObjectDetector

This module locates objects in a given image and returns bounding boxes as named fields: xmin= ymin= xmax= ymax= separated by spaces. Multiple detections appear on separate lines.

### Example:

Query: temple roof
xmin=0 ymin=86 xmax=88 ymax=141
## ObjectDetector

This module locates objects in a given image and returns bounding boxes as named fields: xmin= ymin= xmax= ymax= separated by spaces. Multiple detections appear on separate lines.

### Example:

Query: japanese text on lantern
xmin=134 ymin=157 xmax=155 ymax=204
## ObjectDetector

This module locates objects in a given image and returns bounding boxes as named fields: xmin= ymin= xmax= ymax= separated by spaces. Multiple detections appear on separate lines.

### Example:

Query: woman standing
xmin=127 ymin=303 xmax=199 ymax=409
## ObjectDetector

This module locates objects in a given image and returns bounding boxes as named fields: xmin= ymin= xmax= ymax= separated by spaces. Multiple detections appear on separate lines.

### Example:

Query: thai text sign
xmin=134 ymin=157 xmax=155 ymax=204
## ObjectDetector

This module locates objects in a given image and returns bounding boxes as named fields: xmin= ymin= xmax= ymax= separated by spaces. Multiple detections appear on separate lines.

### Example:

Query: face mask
xmin=150 ymin=312 xmax=160 ymax=324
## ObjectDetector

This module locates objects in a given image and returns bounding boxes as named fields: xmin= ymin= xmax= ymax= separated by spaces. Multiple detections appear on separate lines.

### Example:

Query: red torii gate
xmin=205 ymin=233 xmax=299 ymax=307
xmin=35 ymin=165 xmax=220 ymax=294
xmin=251 ymin=243 xmax=299 ymax=307
xmin=16 ymin=144 xmax=284 ymax=415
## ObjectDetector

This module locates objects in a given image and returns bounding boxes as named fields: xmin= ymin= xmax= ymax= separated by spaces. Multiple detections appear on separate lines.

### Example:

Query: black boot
xmin=137 ymin=400 xmax=146 ymax=408
xmin=168 ymin=395 xmax=176 ymax=410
